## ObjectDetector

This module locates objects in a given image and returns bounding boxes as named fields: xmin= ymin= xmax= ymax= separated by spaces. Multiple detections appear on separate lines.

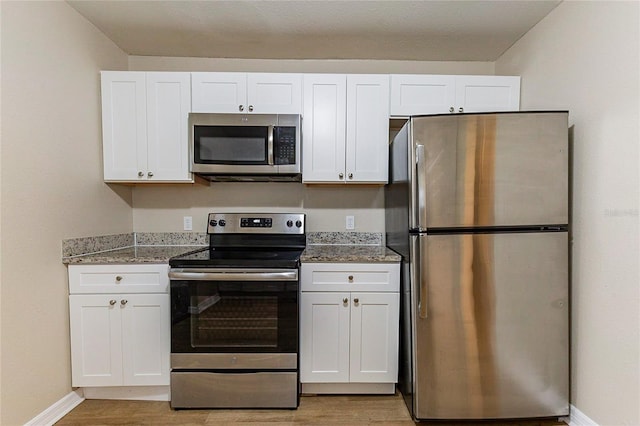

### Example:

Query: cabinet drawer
xmin=301 ymin=263 xmax=399 ymax=292
xmin=69 ymin=264 xmax=169 ymax=294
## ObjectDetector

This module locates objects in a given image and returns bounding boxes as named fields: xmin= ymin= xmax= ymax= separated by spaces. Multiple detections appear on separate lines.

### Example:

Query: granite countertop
xmin=63 ymin=246 xmax=204 ymax=265
xmin=62 ymin=231 xmax=400 ymax=265
xmin=300 ymin=245 xmax=401 ymax=263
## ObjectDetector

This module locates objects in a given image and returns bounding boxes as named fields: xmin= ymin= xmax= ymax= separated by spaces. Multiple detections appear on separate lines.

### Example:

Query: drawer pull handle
xmin=348 ymin=275 xmax=354 ymax=282
xmin=354 ymin=298 xmax=359 ymax=306
xmin=115 ymin=276 xmax=123 ymax=282
xmin=109 ymin=300 xmax=116 ymax=306
xmin=342 ymin=298 xmax=348 ymax=305
xmin=120 ymin=299 xmax=128 ymax=306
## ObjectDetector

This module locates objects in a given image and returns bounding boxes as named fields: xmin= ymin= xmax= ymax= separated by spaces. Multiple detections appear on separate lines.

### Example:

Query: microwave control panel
xmin=274 ymin=127 xmax=296 ymax=165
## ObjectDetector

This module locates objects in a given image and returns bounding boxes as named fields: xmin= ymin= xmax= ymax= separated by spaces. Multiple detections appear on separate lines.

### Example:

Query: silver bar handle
xmin=169 ymin=268 xmax=298 ymax=282
xmin=411 ymin=235 xmax=428 ymax=319
xmin=267 ymin=125 xmax=274 ymax=166
xmin=415 ymin=144 xmax=427 ymax=230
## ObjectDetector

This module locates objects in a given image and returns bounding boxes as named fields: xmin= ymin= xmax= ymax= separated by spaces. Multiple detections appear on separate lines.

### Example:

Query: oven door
xmin=169 ymin=268 xmax=298 ymax=356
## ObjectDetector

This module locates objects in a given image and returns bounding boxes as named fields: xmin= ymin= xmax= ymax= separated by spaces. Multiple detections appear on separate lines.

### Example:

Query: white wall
xmin=0 ymin=2 xmax=131 ymax=424
xmin=129 ymin=56 xmax=494 ymax=233
xmin=496 ymin=2 xmax=640 ymax=425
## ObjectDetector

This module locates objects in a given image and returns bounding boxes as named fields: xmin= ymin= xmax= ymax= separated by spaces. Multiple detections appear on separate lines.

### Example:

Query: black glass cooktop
xmin=169 ymin=247 xmax=304 ymax=269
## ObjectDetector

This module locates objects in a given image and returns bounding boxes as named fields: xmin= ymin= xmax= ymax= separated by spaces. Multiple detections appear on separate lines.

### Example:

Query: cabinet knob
xmin=343 ymin=298 xmax=348 ymax=304
xmin=147 ymin=171 xmax=154 ymax=177
xmin=120 ymin=299 xmax=128 ymax=306
xmin=248 ymin=105 xmax=254 ymax=112
xmin=138 ymin=171 xmax=144 ymax=177
xmin=339 ymin=173 xmax=344 ymax=179
xmin=449 ymin=107 xmax=454 ymax=113
xmin=109 ymin=299 xmax=117 ymax=306
xmin=348 ymin=173 xmax=353 ymax=179
xmin=115 ymin=275 xmax=123 ymax=282
xmin=239 ymin=105 xmax=244 ymax=112
xmin=348 ymin=275 xmax=354 ymax=282
xmin=459 ymin=107 xmax=464 ymax=113
xmin=354 ymin=298 xmax=359 ymax=306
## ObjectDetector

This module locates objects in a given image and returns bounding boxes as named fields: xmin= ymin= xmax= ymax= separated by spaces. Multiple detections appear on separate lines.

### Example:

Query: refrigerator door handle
xmin=411 ymin=234 xmax=428 ymax=319
xmin=415 ymin=144 xmax=427 ymax=230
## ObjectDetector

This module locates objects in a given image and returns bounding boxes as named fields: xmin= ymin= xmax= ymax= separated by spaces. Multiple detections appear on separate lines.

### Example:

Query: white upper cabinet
xmin=146 ymin=73 xmax=192 ymax=181
xmin=101 ymin=71 xmax=192 ymax=182
xmin=390 ymin=75 xmax=456 ymax=116
xmin=455 ymin=75 xmax=521 ymax=113
xmin=302 ymin=74 xmax=347 ymax=182
xmin=346 ymin=75 xmax=390 ymax=183
xmin=390 ymin=74 xmax=520 ymax=116
xmin=302 ymin=74 xmax=389 ymax=184
xmin=191 ymin=72 xmax=302 ymax=114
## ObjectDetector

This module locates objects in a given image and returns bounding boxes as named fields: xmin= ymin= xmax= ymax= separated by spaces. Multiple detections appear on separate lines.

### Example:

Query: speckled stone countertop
xmin=62 ymin=232 xmax=207 ymax=265
xmin=300 ymin=245 xmax=400 ymax=263
xmin=62 ymin=231 xmax=400 ymax=265
xmin=301 ymin=232 xmax=400 ymax=263
xmin=63 ymin=245 xmax=204 ymax=265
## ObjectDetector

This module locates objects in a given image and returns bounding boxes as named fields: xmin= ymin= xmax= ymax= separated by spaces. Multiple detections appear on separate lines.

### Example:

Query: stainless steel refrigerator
xmin=385 ymin=112 xmax=570 ymax=420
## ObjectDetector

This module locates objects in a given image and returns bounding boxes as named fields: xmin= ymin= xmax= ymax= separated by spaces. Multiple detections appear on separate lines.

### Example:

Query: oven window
xmin=171 ymin=280 xmax=298 ymax=354
xmin=194 ymin=125 xmax=268 ymax=165
xmin=191 ymin=295 xmax=278 ymax=348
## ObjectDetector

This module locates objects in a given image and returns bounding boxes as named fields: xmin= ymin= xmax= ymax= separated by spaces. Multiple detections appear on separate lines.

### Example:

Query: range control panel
xmin=207 ymin=213 xmax=305 ymax=234
xmin=241 ymin=217 xmax=273 ymax=228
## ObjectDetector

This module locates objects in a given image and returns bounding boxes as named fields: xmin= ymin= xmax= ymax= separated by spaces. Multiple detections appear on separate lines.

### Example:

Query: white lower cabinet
xmin=300 ymin=263 xmax=400 ymax=394
xmin=68 ymin=264 xmax=170 ymax=392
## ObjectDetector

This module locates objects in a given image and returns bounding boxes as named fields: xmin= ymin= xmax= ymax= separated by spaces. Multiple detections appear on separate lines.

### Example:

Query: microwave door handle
xmin=267 ymin=125 xmax=275 ymax=166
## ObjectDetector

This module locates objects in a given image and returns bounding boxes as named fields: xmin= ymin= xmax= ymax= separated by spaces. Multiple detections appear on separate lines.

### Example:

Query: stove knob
xmin=295 ymin=220 xmax=302 ymax=228
xmin=219 ymin=219 xmax=226 ymax=227
xmin=209 ymin=220 xmax=217 ymax=227
xmin=286 ymin=220 xmax=293 ymax=227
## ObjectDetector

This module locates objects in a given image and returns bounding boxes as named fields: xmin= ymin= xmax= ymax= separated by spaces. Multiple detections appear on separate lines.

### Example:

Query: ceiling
xmin=67 ymin=0 xmax=562 ymax=62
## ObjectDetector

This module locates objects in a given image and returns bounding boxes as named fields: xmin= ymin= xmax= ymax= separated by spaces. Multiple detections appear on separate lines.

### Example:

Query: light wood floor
xmin=56 ymin=393 xmax=566 ymax=425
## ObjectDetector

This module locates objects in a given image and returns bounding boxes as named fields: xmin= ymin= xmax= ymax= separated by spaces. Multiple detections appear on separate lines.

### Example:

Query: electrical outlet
xmin=346 ymin=215 xmax=355 ymax=230
xmin=183 ymin=216 xmax=193 ymax=231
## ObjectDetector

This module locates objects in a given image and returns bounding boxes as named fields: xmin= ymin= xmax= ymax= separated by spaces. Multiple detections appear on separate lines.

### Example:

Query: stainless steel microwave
xmin=189 ymin=113 xmax=301 ymax=181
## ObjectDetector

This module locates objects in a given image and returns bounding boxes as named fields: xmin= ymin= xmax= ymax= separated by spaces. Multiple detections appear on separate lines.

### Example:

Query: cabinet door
xmin=146 ymin=72 xmax=193 ymax=182
xmin=69 ymin=295 xmax=123 ymax=387
xmin=349 ymin=292 xmax=399 ymax=383
xmin=121 ymin=294 xmax=170 ymax=386
xmin=389 ymin=74 xmax=456 ymax=116
xmin=101 ymin=71 xmax=147 ymax=181
xmin=247 ymin=73 xmax=302 ymax=114
xmin=300 ymin=292 xmax=351 ymax=383
xmin=346 ymin=75 xmax=390 ymax=183
xmin=302 ymin=74 xmax=347 ymax=183
xmin=191 ymin=72 xmax=247 ymax=113
xmin=455 ymin=76 xmax=521 ymax=113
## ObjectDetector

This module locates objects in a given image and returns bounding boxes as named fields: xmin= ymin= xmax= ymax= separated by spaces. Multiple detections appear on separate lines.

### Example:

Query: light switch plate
xmin=183 ymin=216 xmax=193 ymax=231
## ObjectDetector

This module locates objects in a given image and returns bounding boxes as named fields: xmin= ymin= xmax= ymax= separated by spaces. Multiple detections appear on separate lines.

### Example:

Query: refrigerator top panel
xmin=410 ymin=112 xmax=569 ymax=230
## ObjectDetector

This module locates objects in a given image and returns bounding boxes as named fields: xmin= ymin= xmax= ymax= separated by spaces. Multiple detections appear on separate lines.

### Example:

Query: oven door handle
xmin=169 ymin=268 xmax=298 ymax=281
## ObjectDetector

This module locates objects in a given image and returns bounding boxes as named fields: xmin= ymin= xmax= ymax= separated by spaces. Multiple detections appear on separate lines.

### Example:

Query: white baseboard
xmin=82 ymin=385 xmax=170 ymax=401
xmin=25 ymin=389 xmax=85 ymax=426
xmin=570 ymin=404 xmax=599 ymax=426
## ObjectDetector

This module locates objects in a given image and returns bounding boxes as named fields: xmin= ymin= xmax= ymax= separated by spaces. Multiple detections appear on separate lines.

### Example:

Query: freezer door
xmin=410 ymin=112 xmax=569 ymax=229
xmin=412 ymin=232 xmax=569 ymax=420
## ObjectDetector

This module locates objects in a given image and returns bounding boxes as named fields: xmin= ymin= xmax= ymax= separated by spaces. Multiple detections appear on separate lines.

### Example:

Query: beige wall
xmin=129 ymin=57 xmax=494 ymax=233
xmin=496 ymin=2 xmax=640 ymax=425
xmin=128 ymin=55 xmax=495 ymax=74
xmin=0 ymin=2 xmax=131 ymax=424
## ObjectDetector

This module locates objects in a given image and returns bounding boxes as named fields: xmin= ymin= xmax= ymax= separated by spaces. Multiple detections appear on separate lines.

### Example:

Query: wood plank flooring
xmin=56 ymin=393 xmax=567 ymax=425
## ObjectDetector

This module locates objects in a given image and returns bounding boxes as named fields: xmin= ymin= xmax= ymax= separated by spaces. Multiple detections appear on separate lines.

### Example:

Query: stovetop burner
xmin=169 ymin=213 xmax=306 ymax=269
xmin=169 ymin=247 xmax=304 ymax=269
